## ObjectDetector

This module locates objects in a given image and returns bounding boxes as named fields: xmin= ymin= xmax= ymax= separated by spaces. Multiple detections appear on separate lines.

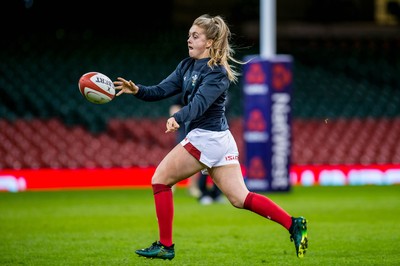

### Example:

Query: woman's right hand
xmin=114 ymin=77 xmax=139 ymax=96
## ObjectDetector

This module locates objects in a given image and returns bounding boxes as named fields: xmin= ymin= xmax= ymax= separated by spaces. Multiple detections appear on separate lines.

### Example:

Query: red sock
xmin=243 ymin=192 xmax=292 ymax=230
xmin=152 ymin=184 xmax=173 ymax=247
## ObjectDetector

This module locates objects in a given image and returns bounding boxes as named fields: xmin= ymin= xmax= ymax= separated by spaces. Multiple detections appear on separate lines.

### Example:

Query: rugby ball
xmin=78 ymin=72 xmax=115 ymax=104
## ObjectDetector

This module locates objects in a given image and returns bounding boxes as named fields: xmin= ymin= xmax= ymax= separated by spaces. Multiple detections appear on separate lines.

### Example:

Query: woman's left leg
xmin=209 ymin=164 xmax=308 ymax=258
xmin=209 ymin=164 xmax=292 ymax=230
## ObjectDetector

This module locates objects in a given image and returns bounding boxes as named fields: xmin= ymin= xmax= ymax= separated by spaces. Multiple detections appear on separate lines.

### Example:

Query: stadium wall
xmin=1 ymin=165 xmax=399 ymax=192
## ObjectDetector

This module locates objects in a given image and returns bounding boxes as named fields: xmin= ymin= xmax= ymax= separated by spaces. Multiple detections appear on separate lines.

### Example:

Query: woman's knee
xmin=151 ymin=171 xmax=171 ymax=185
xmin=226 ymin=195 xmax=245 ymax=209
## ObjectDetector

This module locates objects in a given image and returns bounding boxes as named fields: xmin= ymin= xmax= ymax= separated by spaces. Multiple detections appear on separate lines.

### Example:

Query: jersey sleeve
xmin=134 ymin=60 xmax=186 ymax=101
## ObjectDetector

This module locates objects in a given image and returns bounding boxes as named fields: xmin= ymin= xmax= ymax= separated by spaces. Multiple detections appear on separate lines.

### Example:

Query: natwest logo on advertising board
xmin=290 ymin=164 xmax=400 ymax=186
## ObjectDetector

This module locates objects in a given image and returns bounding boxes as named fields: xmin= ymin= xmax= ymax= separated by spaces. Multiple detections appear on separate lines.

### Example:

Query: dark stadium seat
xmin=2 ymin=114 xmax=400 ymax=169
xmin=1 ymin=32 xmax=400 ymax=169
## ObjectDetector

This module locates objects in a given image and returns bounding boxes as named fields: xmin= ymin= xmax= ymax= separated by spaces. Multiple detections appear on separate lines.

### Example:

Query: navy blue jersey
xmin=135 ymin=57 xmax=230 ymax=133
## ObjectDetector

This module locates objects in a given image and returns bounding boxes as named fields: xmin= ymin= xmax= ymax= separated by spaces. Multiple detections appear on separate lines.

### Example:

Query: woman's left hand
xmin=165 ymin=117 xmax=180 ymax=133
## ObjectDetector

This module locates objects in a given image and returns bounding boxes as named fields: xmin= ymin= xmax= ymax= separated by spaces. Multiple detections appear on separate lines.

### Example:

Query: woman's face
xmin=187 ymin=25 xmax=212 ymax=60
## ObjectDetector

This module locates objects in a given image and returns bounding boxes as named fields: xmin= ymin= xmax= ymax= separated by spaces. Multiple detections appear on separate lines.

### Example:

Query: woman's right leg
xmin=151 ymin=144 xmax=204 ymax=245
xmin=136 ymin=143 xmax=205 ymax=260
xmin=152 ymin=143 xmax=205 ymax=186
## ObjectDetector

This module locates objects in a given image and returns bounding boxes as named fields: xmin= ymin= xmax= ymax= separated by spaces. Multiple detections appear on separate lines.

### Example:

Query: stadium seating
xmin=291 ymin=117 xmax=400 ymax=165
xmin=0 ymin=31 xmax=399 ymax=169
xmin=2 ymin=116 xmax=400 ymax=169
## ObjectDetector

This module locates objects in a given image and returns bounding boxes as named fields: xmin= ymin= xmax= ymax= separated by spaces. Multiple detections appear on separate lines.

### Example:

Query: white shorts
xmin=180 ymin=128 xmax=239 ymax=173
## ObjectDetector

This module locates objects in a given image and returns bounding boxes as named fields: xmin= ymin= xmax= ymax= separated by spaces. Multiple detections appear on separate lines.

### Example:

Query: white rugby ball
xmin=78 ymin=72 xmax=115 ymax=104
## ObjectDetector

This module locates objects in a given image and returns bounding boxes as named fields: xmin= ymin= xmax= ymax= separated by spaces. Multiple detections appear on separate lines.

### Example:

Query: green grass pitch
xmin=1 ymin=185 xmax=399 ymax=265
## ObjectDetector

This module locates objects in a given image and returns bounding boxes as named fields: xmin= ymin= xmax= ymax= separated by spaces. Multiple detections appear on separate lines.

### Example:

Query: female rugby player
xmin=113 ymin=14 xmax=308 ymax=260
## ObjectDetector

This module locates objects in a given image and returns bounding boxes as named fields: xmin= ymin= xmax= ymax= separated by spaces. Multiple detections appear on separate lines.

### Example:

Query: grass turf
xmin=0 ymin=185 xmax=399 ymax=265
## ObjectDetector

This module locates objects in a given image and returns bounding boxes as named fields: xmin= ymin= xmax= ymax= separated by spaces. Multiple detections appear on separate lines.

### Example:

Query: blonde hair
xmin=193 ymin=14 xmax=244 ymax=83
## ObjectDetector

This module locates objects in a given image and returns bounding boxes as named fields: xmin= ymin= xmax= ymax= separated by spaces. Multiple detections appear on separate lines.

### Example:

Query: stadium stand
xmin=1 ymin=27 xmax=400 ymax=169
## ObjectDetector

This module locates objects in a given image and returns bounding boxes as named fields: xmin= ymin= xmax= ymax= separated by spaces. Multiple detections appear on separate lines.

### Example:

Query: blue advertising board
xmin=243 ymin=55 xmax=293 ymax=192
